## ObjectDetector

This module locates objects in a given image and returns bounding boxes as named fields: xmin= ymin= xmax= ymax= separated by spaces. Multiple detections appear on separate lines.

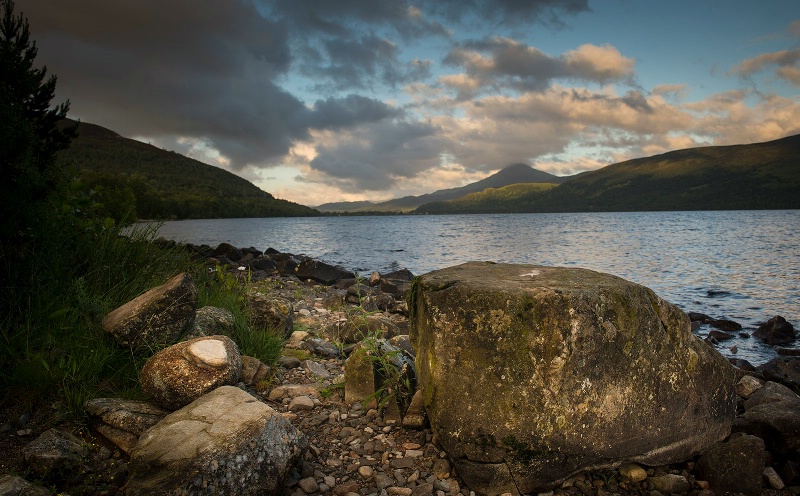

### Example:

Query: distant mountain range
xmin=59 ymin=119 xmax=800 ymax=219
xmin=415 ymin=134 xmax=800 ymax=213
xmin=57 ymin=120 xmax=317 ymax=220
xmin=315 ymin=164 xmax=569 ymax=212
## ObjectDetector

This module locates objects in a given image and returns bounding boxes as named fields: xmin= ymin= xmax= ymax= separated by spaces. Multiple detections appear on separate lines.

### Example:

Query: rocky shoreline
xmin=1 ymin=240 xmax=799 ymax=496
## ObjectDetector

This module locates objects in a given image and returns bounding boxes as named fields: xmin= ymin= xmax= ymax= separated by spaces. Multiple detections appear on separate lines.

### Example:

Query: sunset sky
xmin=21 ymin=0 xmax=800 ymax=206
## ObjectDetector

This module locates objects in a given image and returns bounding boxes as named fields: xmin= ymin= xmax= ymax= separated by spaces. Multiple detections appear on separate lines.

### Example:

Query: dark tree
xmin=1 ymin=0 xmax=76 ymax=243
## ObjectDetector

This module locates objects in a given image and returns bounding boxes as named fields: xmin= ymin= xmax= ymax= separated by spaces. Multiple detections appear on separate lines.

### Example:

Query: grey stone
xmin=402 ymin=390 xmax=428 ymax=430
xmin=102 ymin=272 xmax=197 ymax=349
xmin=759 ymin=356 xmax=800 ymax=394
xmin=127 ymin=386 xmax=306 ymax=495
xmin=278 ymin=355 xmax=302 ymax=369
xmin=410 ymin=262 xmax=736 ymax=494
xmin=85 ymin=398 xmax=169 ymax=454
xmin=738 ymin=381 xmax=800 ymax=455
xmin=240 ymin=355 xmax=270 ymax=386
xmin=247 ymin=291 xmax=294 ymax=338
xmin=289 ymin=396 xmax=316 ymax=411
xmin=753 ymin=316 xmax=795 ymax=345
xmin=345 ymin=343 xmax=377 ymax=406
xmin=735 ymin=375 xmax=764 ymax=399
xmin=696 ymin=433 xmax=765 ymax=495
xmin=0 ymin=475 xmax=50 ymax=496
xmin=268 ymin=384 xmax=320 ymax=402
xmin=649 ymin=474 xmax=690 ymax=494
xmin=305 ymin=337 xmax=340 ymax=358
xmin=140 ymin=335 xmax=242 ymax=410
xmin=298 ymin=476 xmax=319 ymax=493
xmin=303 ymin=359 xmax=331 ymax=379
xmin=22 ymin=429 xmax=85 ymax=476
xmin=185 ymin=306 xmax=235 ymax=339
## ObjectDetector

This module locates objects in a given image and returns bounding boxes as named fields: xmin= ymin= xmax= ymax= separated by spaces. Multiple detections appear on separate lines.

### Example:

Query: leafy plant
xmin=355 ymin=333 xmax=416 ymax=413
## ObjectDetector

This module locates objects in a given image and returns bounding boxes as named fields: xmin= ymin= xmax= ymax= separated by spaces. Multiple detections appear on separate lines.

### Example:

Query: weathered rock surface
xmin=753 ymin=315 xmax=795 ymax=345
xmin=140 ymin=335 xmax=242 ymax=410
xmin=735 ymin=381 xmax=800 ymax=456
xmin=102 ymin=272 xmax=198 ymax=348
xmin=185 ymin=305 xmax=236 ymax=340
xmin=127 ymin=386 xmax=307 ymax=495
xmin=22 ymin=429 xmax=85 ymax=476
xmin=696 ymin=433 xmax=765 ymax=495
xmin=240 ymin=355 xmax=271 ymax=386
xmin=0 ymin=475 xmax=50 ymax=496
xmin=85 ymin=398 xmax=169 ymax=454
xmin=759 ymin=356 xmax=800 ymax=394
xmin=247 ymin=291 xmax=294 ymax=337
xmin=409 ymin=262 xmax=736 ymax=494
xmin=295 ymin=259 xmax=356 ymax=285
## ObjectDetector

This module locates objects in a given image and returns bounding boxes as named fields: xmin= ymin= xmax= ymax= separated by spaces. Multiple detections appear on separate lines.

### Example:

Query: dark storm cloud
xmin=18 ymin=0 xmax=589 ymax=184
xmin=298 ymin=34 xmax=431 ymax=91
xmin=309 ymin=119 xmax=445 ymax=191
xmin=306 ymin=95 xmax=402 ymax=130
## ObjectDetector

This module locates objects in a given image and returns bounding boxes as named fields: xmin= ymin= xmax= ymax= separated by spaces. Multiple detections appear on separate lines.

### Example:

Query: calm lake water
xmin=152 ymin=210 xmax=800 ymax=365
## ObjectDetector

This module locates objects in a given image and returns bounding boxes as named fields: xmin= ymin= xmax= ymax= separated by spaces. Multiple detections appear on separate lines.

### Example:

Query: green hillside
xmin=318 ymin=163 xmax=568 ymax=213
xmin=417 ymin=183 xmax=558 ymax=214
xmin=57 ymin=120 xmax=318 ymax=220
xmin=415 ymin=134 xmax=800 ymax=213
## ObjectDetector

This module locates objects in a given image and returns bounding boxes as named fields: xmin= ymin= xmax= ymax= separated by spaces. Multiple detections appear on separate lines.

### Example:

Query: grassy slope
xmin=417 ymin=183 xmax=558 ymax=213
xmin=58 ymin=119 xmax=319 ymax=219
xmin=416 ymin=134 xmax=800 ymax=213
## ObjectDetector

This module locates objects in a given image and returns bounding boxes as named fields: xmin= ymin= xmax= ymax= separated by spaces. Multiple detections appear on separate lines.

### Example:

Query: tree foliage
xmin=0 ymin=0 xmax=76 ymax=242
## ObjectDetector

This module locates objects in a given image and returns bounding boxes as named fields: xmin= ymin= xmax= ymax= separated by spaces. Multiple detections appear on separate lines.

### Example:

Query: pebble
xmin=387 ymin=488 xmax=413 ymax=496
xmin=358 ymin=465 xmax=374 ymax=479
xmin=297 ymin=477 xmax=319 ymax=494
xmin=289 ymin=395 xmax=316 ymax=411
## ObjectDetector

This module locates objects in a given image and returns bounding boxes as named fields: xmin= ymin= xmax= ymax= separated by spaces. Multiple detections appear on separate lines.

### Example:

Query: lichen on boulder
xmin=409 ymin=262 xmax=736 ymax=494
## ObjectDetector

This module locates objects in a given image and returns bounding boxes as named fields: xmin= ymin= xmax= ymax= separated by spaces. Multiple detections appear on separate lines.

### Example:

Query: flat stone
xmin=617 ymin=463 xmax=647 ymax=482
xmin=187 ymin=339 xmax=228 ymax=367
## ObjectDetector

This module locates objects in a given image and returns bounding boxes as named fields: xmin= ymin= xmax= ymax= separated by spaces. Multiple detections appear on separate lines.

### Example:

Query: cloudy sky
xmin=21 ymin=0 xmax=800 ymax=206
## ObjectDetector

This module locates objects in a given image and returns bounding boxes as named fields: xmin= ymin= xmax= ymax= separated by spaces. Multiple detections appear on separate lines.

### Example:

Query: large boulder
xmin=85 ymin=398 xmax=169 ymax=454
xmin=409 ymin=262 xmax=736 ymax=494
xmin=126 ymin=386 xmax=306 ymax=495
xmin=759 ymin=356 xmax=800 ymax=394
xmin=140 ymin=335 xmax=242 ymax=410
xmin=294 ymin=259 xmax=356 ymax=285
xmin=753 ymin=316 xmax=795 ymax=345
xmin=696 ymin=433 xmax=766 ymax=496
xmin=735 ymin=381 xmax=800 ymax=456
xmin=102 ymin=273 xmax=198 ymax=349
xmin=0 ymin=475 xmax=50 ymax=496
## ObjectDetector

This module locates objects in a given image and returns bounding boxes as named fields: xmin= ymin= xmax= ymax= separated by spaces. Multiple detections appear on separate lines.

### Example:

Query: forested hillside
xmin=58 ymin=119 xmax=318 ymax=220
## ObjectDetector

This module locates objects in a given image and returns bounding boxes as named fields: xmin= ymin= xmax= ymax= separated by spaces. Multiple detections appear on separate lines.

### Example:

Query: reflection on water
xmin=152 ymin=210 xmax=800 ymax=365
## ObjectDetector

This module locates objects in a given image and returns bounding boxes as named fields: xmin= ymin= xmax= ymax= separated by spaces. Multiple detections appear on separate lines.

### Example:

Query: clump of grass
xmin=0 ymin=221 xmax=194 ymax=425
xmin=194 ymin=266 xmax=285 ymax=365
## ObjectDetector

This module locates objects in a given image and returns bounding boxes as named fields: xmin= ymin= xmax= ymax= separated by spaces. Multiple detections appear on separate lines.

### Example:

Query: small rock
xmin=764 ymin=467 xmax=785 ymax=490
xmin=303 ymin=360 xmax=332 ymax=379
xmin=358 ymin=465 xmax=374 ymax=480
xmin=432 ymin=458 xmax=451 ymax=479
xmin=736 ymin=375 xmax=764 ymax=399
xmin=649 ymin=474 xmax=690 ymax=494
xmin=618 ymin=462 xmax=647 ymax=482
xmin=278 ymin=356 xmax=302 ymax=369
xmin=387 ymin=488 xmax=413 ymax=496
xmin=391 ymin=457 xmax=416 ymax=469
xmin=298 ymin=476 xmax=320 ymax=494
xmin=289 ymin=396 xmax=316 ymax=411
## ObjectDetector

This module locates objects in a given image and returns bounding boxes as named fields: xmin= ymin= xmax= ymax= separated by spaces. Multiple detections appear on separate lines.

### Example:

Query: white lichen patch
xmin=188 ymin=339 xmax=229 ymax=368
